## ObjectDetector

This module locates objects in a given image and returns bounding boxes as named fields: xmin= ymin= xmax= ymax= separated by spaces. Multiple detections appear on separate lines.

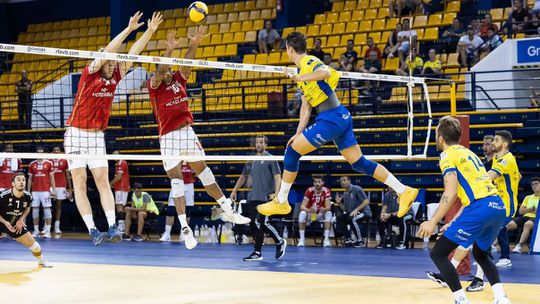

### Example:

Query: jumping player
xmin=419 ymin=116 xmax=510 ymax=304
xmin=51 ymin=146 xmax=72 ymax=234
xmin=257 ymin=32 xmax=418 ymax=217
xmin=63 ymin=12 xmax=163 ymax=245
xmin=148 ymin=28 xmax=250 ymax=249
xmin=28 ymin=147 xmax=56 ymax=238
xmin=0 ymin=172 xmax=52 ymax=268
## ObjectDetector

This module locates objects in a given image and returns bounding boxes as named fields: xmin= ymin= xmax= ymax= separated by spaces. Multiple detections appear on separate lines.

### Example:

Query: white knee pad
xmin=43 ymin=208 xmax=52 ymax=219
xmin=323 ymin=211 xmax=333 ymax=222
xmin=298 ymin=210 xmax=307 ymax=223
xmin=198 ymin=167 xmax=216 ymax=186
xmin=32 ymin=208 xmax=39 ymax=219
xmin=30 ymin=242 xmax=41 ymax=253
xmin=171 ymin=178 xmax=185 ymax=198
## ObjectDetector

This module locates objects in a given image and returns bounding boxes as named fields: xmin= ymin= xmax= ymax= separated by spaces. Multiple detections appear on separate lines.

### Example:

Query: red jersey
xmin=364 ymin=46 xmax=382 ymax=60
xmin=181 ymin=163 xmax=196 ymax=184
xmin=148 ymin=71 xmax=193 ymax=136
xmin=29 ymin=160 xmax=54 ymax=192
xmin=304 ymin=186 xmax=332 ymax=211
xmin=0 ymin=158 xmax=22 ymax=189
xmin=114 ymin=160 xmax=130 ymax=192
xmin=50 ymin=159 xmax=68 ymax=188
xmin=66 ymin=64 xmax=122 ymax=130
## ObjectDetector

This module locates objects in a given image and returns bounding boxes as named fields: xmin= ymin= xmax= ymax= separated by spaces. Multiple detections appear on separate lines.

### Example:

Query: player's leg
xmin=15 ymin=232 xmax=51 ymax=267
xmin=430 ymin=236 xmax=469 ymax=303
xmin=243 ymin=210 xmax=265 ymax=261
xmin=515 ymin=219 xmax=534 ymax=253
xmin=134 ymin=211 xmax=147 ymax=241
xmin=351 ymin=213 xmax=368 ymax=247
xmin=396 ymin=214 xmax=412 ymax=249
xmin=54 ymin=188 xmax=66 ymax=234
xmin=123 ymin=211 xmax=137 ymax=240
xmin=42 ymin=192 xmax=52 ymax=238
xmin=322 ymin=210 xmax=333 ymax=247
xmin=297 ymin=210 xmax=308 ymax=246
xmin=115 ymin=191 xmax=127 ymax=234
xmin=472 ymin=243 xmax=508 ymax=302
xmin=496 ymin=218 xmax=513 ymax=268
xmin=89 ymin=166 xmax=120 ymax=242
xmin=31 ymin=192 xmax=41 ymax=237
xmin=257 ymin=213 xmax=285 ymax=259
xmin=70 ymin=167 xmax=104 ymax=245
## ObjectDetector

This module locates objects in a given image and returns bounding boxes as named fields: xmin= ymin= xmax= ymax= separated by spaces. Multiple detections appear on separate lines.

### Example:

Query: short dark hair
xmin=530 ymin=177 xmax=540 ymax=184
xmin=495 ymin=130 xmax=513 ymax=148
xmin=437 ymin=116 xmax=461 ymax=145
xmin=340 ymin=175 xmax=350 ymax=181
xmin=312 ymin=175 xmax=324 ymax=181
xmin=483 ymin=135 xmax=494 ymax=141
xmin=133 ymin=182 xmax=143 ymax=189
xmin=347 ymin=39 xmax=353 ymax=44
xmin=285 ymin=32 xmax=307 ymax=53
xmin=254 ymin=135 xmax=268 ymax=144
xmin=324 ymin=52 xmax=332 ymax=57
xmin=315 ymin=38 xmax=322 ymax=43
xmin=12 ymin=172 xmax=25 ymax=182
xmin=36 ymin=146 xmax=45 ymax=152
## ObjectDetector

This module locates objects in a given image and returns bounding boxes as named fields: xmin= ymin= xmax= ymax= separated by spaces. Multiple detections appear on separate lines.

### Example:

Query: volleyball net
xmin=0 ymin=43 xmax=438 ymax=163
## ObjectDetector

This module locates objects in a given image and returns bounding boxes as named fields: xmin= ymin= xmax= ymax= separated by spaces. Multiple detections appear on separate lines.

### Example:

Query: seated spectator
xmin=287 ymin=88 xmax=302 ymax=117
xmin=377 ymin=188 xmax=414 ymax=250
xmin=457 ymin=25 xmax=487 ymax=67
xmin=480 ymin=13 xmax=499 ymax=40
xmin=506 ymin=177 xmax=539 ymax=254
xmin=397 ymin=19 xmax=418 ymax=65
xmin=396 ymin=48 xmax=423 ymax=76
xmin=337 ymin=54 xmax=354 ymax=72
xmin=308 ymin=38 xmax=325 ymax=61
xmin=442 ymin=18 xmax=465 ymax=53
xmin=524 ymin=12 xmax=540 ymax=36
xmin=122 ymin=183 xmax=160 ymax=242
xmin=334 ymin=176 xmax=371 ymax=247
xmin=297 ymin=175 xmax=333 ymax=248
xmin=389 ymin=0 xmax=422 ymax=18
xmin=342 ymin=40 xmax=359 ymax=70
xmin=531 ymin=87 xmax=540 ymax=107
xmin=257 ymin=20 xmax=280 ymax=53
xmin=422 ymin=49 xmax=442 ymax=76
xmin=324 ymin=52 xmax=340 ymax=70
xmin=510 ymin=0 xmax=532 ymax=33
xmin=470 ymin=18 xmax=482 ymax=35
xmin=384 ymin=22 xmax=403 ymax=58
xmin=486 ymin=28 xmax=503 ymax=52
xmin=364 ymin=37 xmax=381 ymax=60
xmin=360 ymin=51 xmax=381 ymax=92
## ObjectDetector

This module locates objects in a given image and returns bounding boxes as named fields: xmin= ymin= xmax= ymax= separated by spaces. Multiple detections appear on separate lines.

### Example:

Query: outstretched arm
xmin=179 ymin=25 xmax=207 ymax=79
xmin=88 ymin=11 xmax=144 ymax=74
xmin=150 ymin=30 xmax=181 ymax=89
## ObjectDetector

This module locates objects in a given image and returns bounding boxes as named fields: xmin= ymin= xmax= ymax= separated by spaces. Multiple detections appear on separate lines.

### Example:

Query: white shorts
xmin=55 ymin=187 xmax=67 ymax=200
xmin=32 ymin=191 xmax=52 ymax=208
xmin=115 ymin=191 xmax=129 ymax=206
xmin=64 ymin=127 xmax=108 ymax=170
xmin=167 ymin=183 xmax=195 ymax=207
xmin=160 ymin=125 xmax=205 ymax=172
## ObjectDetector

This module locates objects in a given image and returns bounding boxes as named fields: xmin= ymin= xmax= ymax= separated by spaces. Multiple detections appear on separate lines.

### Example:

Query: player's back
xmin=439 ymin=145 xmax=498 ymax=206
xmin=491 ymin=152 xmax=520 ymax=217
xmin=297 ymin=55 xmax=340 ymax=107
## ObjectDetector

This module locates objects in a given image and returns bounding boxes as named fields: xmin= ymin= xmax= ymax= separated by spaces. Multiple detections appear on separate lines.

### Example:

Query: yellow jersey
xmin=297 ymin=55 xmax=340 ymax=107
xmin=439 ymin=145 xmax=498 ymax=207
xmin=423 ymin=59 xmax=441 ymax=71
xmin=522 ymin=194 xmax=539 ymax=218
xmin=491 ymin=152 xmax=521 ymax=217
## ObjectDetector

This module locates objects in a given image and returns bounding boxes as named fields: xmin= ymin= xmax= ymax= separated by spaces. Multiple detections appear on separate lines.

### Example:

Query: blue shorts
xmin=303 ymin=105 xmax=357 ymax=151
xmin=444 ymin=196 xmax=506 ymax=252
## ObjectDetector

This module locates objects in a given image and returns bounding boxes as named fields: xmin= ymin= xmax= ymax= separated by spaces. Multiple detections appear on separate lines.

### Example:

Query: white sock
xmin=54 ymin=221 xmax=60 ymax=229
xmin=44 ymin=224 xmax=51 ymax=233
xmin=475 ymin=265 xmax=484 ymax=280
xmin=299 ymin=230 xmax=305 ymax=240
xmin=178 ymin=214 xmax=188 ymax=229
xmin=492 ymin=283 xmax=506 ymax=299
xmin=452 ymin=289 xmax=469 ymax=304
xmin=383 ymin=174 xmax=406 ymax=194
xmin=451 ymin=258 xmax=460 ymax=268
xmin=105 ymin=210 xmax=116 ymax=227
xmin=324 ymin=229 xmax=330 ymax=239
xmin=164 ymin=225 xmax=172 ymax=235
xmin=29 ymin=242 xmax=43 ymax=262
xmin=277 ymin=181 xmax=292 ymax=204
xmin=34 ymin=225 xmax=39 ymax=233
xmin=218 ymin=196 xmax=232 ymax=213
xmin=82 ymin=214 xmax=96 ymax=231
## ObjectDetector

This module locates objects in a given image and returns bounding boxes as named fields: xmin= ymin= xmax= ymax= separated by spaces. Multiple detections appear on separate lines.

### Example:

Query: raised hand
xmin=128 ymin=11 xmax=145 ymax=31
xmin=189 ymin=25 xmax=208 ymax=46
xmin=147 ymin=11 xmax=164 ymax=32
xmin=166 ymin=30 xmax=182 ymax=52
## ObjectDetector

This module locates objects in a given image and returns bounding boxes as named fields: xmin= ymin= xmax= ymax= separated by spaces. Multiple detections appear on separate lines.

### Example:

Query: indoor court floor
xmin=1 ymin=238 xmax=539 ymax=303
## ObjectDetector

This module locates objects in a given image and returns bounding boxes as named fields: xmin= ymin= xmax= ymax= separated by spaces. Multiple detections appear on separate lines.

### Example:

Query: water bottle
xmin=283 ymin=227 xmax=288 ymax=239
xmin=194 ymin=225 xmax=200 ymax=241
xmin=423 ymin=237 xmax=429 ymax=250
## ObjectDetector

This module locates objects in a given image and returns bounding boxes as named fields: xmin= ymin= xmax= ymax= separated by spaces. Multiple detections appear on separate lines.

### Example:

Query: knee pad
xmin=198 ymin=167 xmax=216 ymax=186
xmin=30 ymin=242 xmax=41 ymax=256
xmin=298 ymin=210 xmax=307 ymax=223
xmin=43 ymin=208 xmax=52 ymax=219
xmin=171 ymin=178 xmax=185 ymax=198
xmin=32 ymin=208 xmax=39 ymax=219
xmin=283 ymin=146 xmax=301 ymax=172
xmin=117 ymin=211 xmax=126 ymax=220
xmin=323 ymin=211 xmax=333 ymax=222
xmin=351 ymin=155 xmax=377 ymax=176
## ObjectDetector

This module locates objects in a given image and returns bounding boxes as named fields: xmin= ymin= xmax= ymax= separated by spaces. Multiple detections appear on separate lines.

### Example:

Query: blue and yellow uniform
xmin=297 ymin=55 xmax=357 ymax=151
xmin=490 ymin=152 xmax=521 ymax=219
xmin=439 ymin=145 xmax=506 ymax=251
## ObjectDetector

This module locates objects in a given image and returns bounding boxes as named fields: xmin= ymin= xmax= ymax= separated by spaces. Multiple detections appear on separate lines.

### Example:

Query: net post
xmin=450 ymin=81 xmax=457 ymax=115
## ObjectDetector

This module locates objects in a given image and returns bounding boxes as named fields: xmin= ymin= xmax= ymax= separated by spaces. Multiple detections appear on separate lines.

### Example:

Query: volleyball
xmin=188 ymin=1 xmax=208 ymax=23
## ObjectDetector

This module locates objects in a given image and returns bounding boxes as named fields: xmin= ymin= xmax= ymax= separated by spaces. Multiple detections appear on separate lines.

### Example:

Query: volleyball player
xmin=64 ymin=12 xmax=163 ymax=245
xmin=28 ymin=147 xmax=56 ymax=238
xmin=148 ymin=28 xmax=250 ymax=249
xmin=257 ymin=32 xmax=418 ymax=217
xmin=419 ymin=116 xmax=509 ymax=304
xmin=0 ymin=172 xmax=51 ymax=268
xmin=51 ymin=146 xmax=72 ymax=234
xmin=0 ymin=144 xmax=22 ymax=192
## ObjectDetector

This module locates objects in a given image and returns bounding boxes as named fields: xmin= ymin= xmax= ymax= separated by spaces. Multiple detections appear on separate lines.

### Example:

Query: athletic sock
xmin=164 ymin=225 xmax=172 ymax=236
xmin=44 ymin=224 xmax=51 ymax=234
xmin=105 ymin=210 xmax=116 ymax=227
xmin=324 ymin=229 xmax=330 ymax=239
xmin=217 ymin=196 xmax=232 ymax=213
xmin=451 ymin=258 xmax=460 ymax=268
xmin=82 ymin=214 xmax=96 ymax=231
xmin=452 ymin=289 xmax=469 ymax=304
xmin=492 ymin=283 xmax=506 ymax=299
xmin=277 ymin=181 xmax=292 ymax=204
xmin=383 ymin=174 xmax=406 ymax=194
xmin=178 ymin=214 xmax=188 ymax=229
xmin=475 ymin=264 xmax=485 ymax=280
xmin=299 ymin=230 xmax=305 ymax=241
xmin=33 ymin=225 xmax=39 ymax=233
xmin=54 ymin=221 xmax=60 ymax=229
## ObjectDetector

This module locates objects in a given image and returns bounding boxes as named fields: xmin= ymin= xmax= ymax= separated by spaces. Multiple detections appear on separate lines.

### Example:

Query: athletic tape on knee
xmin=324 ymin=211 xmax=333 ymax=222
xmin=298 ymin=211 xmax=307 ymax=223
xmin=351 ymin=155 xmax=377 ymax=176
xmin=171 ymin=178 xmax=185 ymax=198
xmin=198 ymin=167 xmax=216 ymax=186
xmin=32 ymin=208 xmax=39 ymax=219
xmin=43 ymin=208 xmax=52 ymax=219
xmin=30 ymin=242 xmax=41 ymax=256
xmin=283 ymin=146 xmax=301 ymax=172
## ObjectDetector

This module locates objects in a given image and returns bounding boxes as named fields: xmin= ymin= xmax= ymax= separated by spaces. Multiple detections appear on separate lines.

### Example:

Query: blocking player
xmin=0 ymin=144 xmax=22 ymax=192
xmin=419 ymin=116 xmax=509 ymax=304
xmin=0 ymin=172 xmax=52 ymax=268
xmin=257 ymin=32 xmax=418 ymax=217
xmin=51 ymin=146 xmax=72 ymax=234
xmin=28 ymin=147 xmax=56 ymax=238
xmin=63 ymin=12 xmax=162 ymax=245
xmin=148 ymin=28 xmax=250 ymax=249
xmin=109 ymin=151 xmax=130 ymax=233
xmin=297 ymin=175 xmax=332 ymax=247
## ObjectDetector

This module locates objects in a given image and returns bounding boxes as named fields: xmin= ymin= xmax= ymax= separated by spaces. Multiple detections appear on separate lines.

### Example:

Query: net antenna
xmin=0 ymin=43 xmax=435 ymax=162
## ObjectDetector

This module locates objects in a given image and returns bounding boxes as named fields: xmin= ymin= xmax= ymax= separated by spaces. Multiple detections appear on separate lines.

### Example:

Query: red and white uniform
xmin=28 ymin=160 xmax=54 ymax=207
xmin=51 ymin=158 xmax=69 ymax=200
xmin=64 ymin=64 xmax=122 ymax=170
xmin=0 ymin=158 xmax=21 ymax=190
xmin=114 ymin=160 xmax=130 ymax=206
xmin=302 ymin=186 xmax=333 ymax=223
xmin=148 ymin=71 xmax=204 ymax=172
xmin=182 ymin=163 xmax=196 ymax=206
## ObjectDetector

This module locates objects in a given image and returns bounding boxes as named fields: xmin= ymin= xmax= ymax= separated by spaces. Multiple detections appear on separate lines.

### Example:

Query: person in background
xmin=297 ymin=175 xmax=333 ymax=247
xmin=360 ymin=51 xmax=382 ymax=93
xmin=397 ymin=19 xmax=418 ymax=65
xmin=480 ymin=13 xmax=498 ymax=40
xmin=15 ymin=70 xmax=33 ymax=129
xmin=377 ymin=188 xmax=414 ymax=250
xmin=28 ymin=147 xmax=56 ymax=239
xmin=482 ymin=135 xmax=495 ymax=170
xmin=510 ymin=0 xmax=532 ymax=33
xmin=441 ymin=18 xmax=465 ymax=53
xmin=505 ymin=177 xmax=539 ymax=255
xmin=110 ymin=150 xmax=130 ymax=233
xmin=258 ymin=20 xmax=280 ymax=53
xmin=337 ymin=54 xmax=354 ymax=72
xmin=308 ymin=38 xmax=325 ymax=61
xmin=385 ymin=23 xmax=403 ymax=58
xmin=396 ymin=48 xmax=423 ymax=76
xmin=457 ymin=25 xmax=487 ymax=67
xmin=342 ymin=40 xmax=359 ymax=70
xmin=122 ymin=183 xmax=160 ymax=242
xmin=486 ymin=28 xmax=503 ymax=52
xmin=335 ymin=176 xmax=372 ymax=248
xmin=389 ymin=0 xmax=422 ymax=18
xmin=364 ymin=37 xmax=381 ymax=61
xmin=50 ymin=146 xmax=72 ymax=234
xmin=422 ymin=49 xmax=442 ymax=76
xmin=0 ymin=144 xmax=22 ymax=192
